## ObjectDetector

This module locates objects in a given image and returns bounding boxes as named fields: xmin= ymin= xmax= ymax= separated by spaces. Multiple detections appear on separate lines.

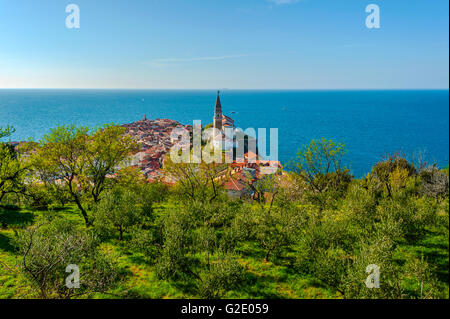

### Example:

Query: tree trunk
xmin=0 ymin=191 xmax=6 ymax=204
xmin=268 ymin=192 xmax=276 ymax=214
xmin=68 ymin=177 xmax=90 ymax=227
xmin=265 ymin=248 xmax=272 ymax=262
xmin=73 ymin=195 xmax=90 ymax=227
xmin=385 ymin=182 xmax=392 ymax=198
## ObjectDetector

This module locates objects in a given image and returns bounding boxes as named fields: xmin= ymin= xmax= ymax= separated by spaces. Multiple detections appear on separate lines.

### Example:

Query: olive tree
xmin=289 ymin=138 xmax=352 ymax=207
xmin=163 ymin=154 xmax=228 ymax=204
xmin=254 ymin=203 xmax=305 ymax=262
xmin=419 ymin=166 xmax=449 ymax=202
xmin=198 ymin=254 xmax=244 ymax=299
xmin=15 ymin=217 xmax=119 ymax=299
xmin=93 ymin=187 xmax=151 ymax=240
xmin=31 ymin=124 xmax=139 ymax=226
xmin=370 ymin=153 xmax=416 ymax=198
xmin=0 ymin=126 xmax=26 ymax=204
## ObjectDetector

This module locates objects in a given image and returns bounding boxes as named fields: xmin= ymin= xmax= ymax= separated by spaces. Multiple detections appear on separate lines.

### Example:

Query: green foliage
xmin=0 ymin=130 xmax=448 ymax=300
xmin=370 ymin=153 xmax=417 ymax=198
xmin=0 ymin=125 xmax=15 ymax=140
xmin=14 ymin=217 xmax=119 ymax=298
xmin=419 ymin=166 xmax=449 ymax=201
xmin=0 ymin=126 xmax=27 ymax=206
xmin=198 ymin=254 xmax=245 ymax=299
xmin=289 ymin=138 xmax=352 ymax=208
xmin=93 ymin=187 xmax=151 ymax=240
xmin=0 ymin=144 xmax=25 ymax=204
xmin=402 ymin=256 xmax=439 ymax=299
xmin=254 ymin=203 xmax=305 ymax=262
xmin=155 ymin=208 xmax=194 ymax=280
xmin=344 ymin=216 xmax=404 ymax=299
xmin=30 ymin=124 xmax=139 ymax=226
xmin=163 ymin=154 xmax=227 ymax=204
xmin=129 ymin=227 xmax=159 ymax=260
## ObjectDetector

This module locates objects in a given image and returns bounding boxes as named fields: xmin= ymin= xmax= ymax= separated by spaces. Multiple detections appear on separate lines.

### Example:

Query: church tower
xmin=213 ymin=91 xmax=223 ymax=132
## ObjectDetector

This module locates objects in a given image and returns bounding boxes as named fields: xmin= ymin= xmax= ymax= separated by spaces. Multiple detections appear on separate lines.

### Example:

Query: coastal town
xmin=122 ymin=117 xmax=193 ymax=181
xmin=122 ymin=92 xmax=282 ymax=198
xmin=6 ymin=93 xmax=282 ymax=199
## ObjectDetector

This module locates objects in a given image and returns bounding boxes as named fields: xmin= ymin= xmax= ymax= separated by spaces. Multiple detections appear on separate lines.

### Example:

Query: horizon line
xmin=0 ymin=88 xmax=449 ymax=91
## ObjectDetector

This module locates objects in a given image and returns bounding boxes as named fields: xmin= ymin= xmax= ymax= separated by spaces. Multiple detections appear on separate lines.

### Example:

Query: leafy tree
xmin=163 ymin=153 xmax=228 ymax=204
xmin=311 ymin=246 xmax=350 ymax=297
xmin=340 ymin=182 xmax=377 ymax=230
xmin=295 ymin=208 xmax=353 ymax=275
xmin=0 ymin=125 xmax=15 ymax=140
xmin=194 ymin=226 xmax=217 ymax=268
xmin=254 ymin=203 xmax=305 ymax=262
xmin=129 ymin=227 xmax=159 ymax=261
xmin=85 ymin=124 xmax=139 ymax=203
xmin=419 ymin=166 xmax=449 ymax=202
xmin=15 ymin=217 xmax=119 ymax=299
xmin=403 ymin=256 xmax=439 ymax=299
xmin=344 ymin=216 xmax=404 ymax=299
xmin=0 ymin=126 xmax=27 ymax=204
xmin=186 ymin=200 xmax=244 ymax=258
xmin=249 ymin=174 xmax=279 ymax=212
xmin=155 ymin=208 xmax=194 ymax=280
xmin=198 ymin=254 xmax=244 ymax=299
xmin=0 ymin=145 xmax=24 ymax=203
xmin=155 ymin=200 xmax=242 ymax=289
xmin=31 ymin=125 xmax=89 ymax=223
xmin=93 ymin=187 xmax=150 ymax=240
xmin=22 ymin=183 xmax=53 ymax=210
xmin=290 ymin=138 xmax=352 ymax=207
xmin=370 ymin=153 xmax=416 ymax=198
xmin=31 ymin=124 xmax=139 ymax=226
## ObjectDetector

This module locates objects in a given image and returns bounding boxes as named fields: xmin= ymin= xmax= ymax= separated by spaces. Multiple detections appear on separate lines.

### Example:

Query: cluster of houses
xmin=122 ymin=117 xmax=192 ymax=180
xmin=221 ymin=153 xmax=282 ymax=199
xmin=123 ymin=92 xmax=282 ymax=199
xmin=6 ymin=94 xmax=282 ymax=200
xmin=6 ymin=94 xmax=282 ymax=199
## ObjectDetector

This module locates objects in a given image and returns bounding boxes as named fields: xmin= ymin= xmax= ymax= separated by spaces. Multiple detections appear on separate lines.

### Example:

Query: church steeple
xmin=215 ymin=91 xmax=222 ymax=115
xmin=213 ymin=90 xmax=223 ymax=131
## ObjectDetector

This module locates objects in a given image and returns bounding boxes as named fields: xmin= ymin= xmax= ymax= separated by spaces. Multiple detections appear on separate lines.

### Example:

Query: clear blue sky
xmin=0 ymin=0 xmax=448 ymax=89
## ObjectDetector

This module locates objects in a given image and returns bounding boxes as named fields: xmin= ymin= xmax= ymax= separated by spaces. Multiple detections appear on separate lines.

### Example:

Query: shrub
xmin=155 ymin=208 xmax=193 ymax=280
xmin=198 ymin=254 xmax=245 ymax=299
xmin=14 ymin=217 xmax=119 ymax=299
xmin=371 ymin=153 xmax=416 ymax=198
xmin=254 ymin=204 xmax=305 ymax=262
xmin=289 ymin=138 xmax=352 ymax=208
xmin=93 ymin=187 xmax=150 ymax=240
xmin=419 ymin=167 xmax=449 ymax=201
xmin=129 ymin=227 xmax=159 ymax=261
xmin=348 ymin=215 xmax=403 ymax=298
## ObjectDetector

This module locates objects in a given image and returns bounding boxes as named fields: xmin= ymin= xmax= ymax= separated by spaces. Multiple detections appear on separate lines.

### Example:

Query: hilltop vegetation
xmin=0 ymin=125 xmax=448 ymax=299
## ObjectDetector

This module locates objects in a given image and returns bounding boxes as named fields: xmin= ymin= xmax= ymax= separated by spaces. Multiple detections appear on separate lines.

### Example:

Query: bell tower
xmin=213 ymin=90 xmax=223 ymax=132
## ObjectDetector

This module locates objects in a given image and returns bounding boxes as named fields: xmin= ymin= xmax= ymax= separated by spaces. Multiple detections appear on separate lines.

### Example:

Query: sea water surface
xmin=0 ymin=89 xmax=448 ymax=177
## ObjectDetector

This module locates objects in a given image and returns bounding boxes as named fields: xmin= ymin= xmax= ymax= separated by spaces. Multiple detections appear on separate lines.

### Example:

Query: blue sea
xmin=0 ymin=89 xmax=448 ymax=177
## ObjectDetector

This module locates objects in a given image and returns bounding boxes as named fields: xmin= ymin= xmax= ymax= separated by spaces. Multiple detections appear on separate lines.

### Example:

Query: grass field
xmin=1 ymin=203 xmax=448 ymax=299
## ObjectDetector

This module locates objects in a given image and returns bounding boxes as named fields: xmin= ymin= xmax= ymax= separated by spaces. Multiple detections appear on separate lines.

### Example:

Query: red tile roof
xmin=224 ymin=177 xmax=245 ymax=191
